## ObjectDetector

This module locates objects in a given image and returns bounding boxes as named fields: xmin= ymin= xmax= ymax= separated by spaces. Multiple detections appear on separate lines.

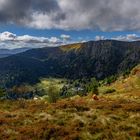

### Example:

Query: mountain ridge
xmin=0 ymin=47 xmax=31 ymax=58
xmin=0 ymin=40 xmax=140 ymax=87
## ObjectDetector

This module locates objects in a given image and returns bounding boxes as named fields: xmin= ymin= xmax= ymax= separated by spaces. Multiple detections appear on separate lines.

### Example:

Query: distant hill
xmin=0 ymin=48 xmax=30 ymax=58
xmin=0 ymin=40 xmax=140 ymax=87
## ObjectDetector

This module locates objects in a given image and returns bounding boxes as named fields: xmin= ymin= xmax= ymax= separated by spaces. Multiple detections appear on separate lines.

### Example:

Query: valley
xmin=0 ymin=41 xmax=140 ymax=140
xmin=1 ymin=1 xmax=140 ymax=139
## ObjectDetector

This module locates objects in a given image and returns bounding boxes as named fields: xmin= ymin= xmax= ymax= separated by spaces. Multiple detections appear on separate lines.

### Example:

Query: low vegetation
xmin=0 ymin=66 xmax=140 ymax=139
xmin=0 ymin=89 xmax=139 ymax=139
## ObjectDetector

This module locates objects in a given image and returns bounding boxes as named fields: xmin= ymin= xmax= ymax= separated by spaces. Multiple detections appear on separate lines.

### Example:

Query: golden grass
xmin=0 ymin=66 xmax=140 ymax=139
xmin=60 ymin=43 xmax=83 ymax=52
xmin=0 ymin=88 xmax=139 ymax=140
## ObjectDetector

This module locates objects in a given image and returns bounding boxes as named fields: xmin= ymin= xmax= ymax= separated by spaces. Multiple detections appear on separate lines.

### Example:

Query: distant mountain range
xmin=0 ymin=48 xmax=31 ymax=58
xmin=0 ymin=40 xmax=140 ymax=87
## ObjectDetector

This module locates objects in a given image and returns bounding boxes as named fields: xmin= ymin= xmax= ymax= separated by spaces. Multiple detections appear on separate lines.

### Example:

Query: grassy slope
xmin=36 ymin=78 xmax=65 ymax=92
xmin=60 ymin=43 xmax=83 ymax=52
xmin=0 ymin=67 xmax=140 ymax=140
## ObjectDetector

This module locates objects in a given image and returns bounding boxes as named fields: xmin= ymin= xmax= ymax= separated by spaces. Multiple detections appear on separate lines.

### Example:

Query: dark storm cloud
xmin=0 ymin=0 xmax=140 ymax=31
xmin=0 ymin=0 xmax=62 ymax=25
xmin=0 ymin=0 xmax=31 ymax=23
xmin=32 ymin=0 xmax=59 ymax=12
xmin=57 ymin=0 xmax=140 ymax=31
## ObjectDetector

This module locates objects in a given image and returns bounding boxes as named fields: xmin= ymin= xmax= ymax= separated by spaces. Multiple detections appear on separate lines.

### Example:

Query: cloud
xmin=95 ymin=36 xmax=106 ymax=41
xmin=0 ymin=0 xmax=140 ymax=31
xmin=112 ymin=34 xmax=140 ymax=41
xmin=0 ymin=31 xmax=64 ymax=49
xmin=0 ymin=31 xmax=62 ymax=43
xmin=60 ymin=34 xmax=71 ymax=41
xmin=94 ymin=34 xmax=140 ymax=41
xmin=1 ymin=31 xmax=140 ymax=50
xmin=0 ymin=31 xmax=16 ymax=41
xmin=0 ymin=0 xmax=62 ymax=26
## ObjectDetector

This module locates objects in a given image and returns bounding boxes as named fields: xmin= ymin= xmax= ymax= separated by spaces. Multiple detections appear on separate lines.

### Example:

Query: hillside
xmin=1 ymin=40 xmax=140 ymax=87
xmin=0 ymin=66 xmax=139 ymax=140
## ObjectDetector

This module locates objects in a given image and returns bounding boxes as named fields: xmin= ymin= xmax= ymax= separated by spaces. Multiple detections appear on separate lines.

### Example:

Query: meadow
xmin=0 ymin=67 xmax=140 ymax=140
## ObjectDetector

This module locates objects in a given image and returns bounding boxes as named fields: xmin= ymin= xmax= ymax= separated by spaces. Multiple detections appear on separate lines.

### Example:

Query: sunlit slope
xmin=99 ymin=65 xmax=140 ymax=103
xmin=111 ymin=65 xmax=140 ymax=92
xmin=60 ymin=43 xmax=83 ymax=52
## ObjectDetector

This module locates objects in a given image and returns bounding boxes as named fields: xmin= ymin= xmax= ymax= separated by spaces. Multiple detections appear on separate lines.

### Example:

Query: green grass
xmin=37 ymin=78 xmax=65 ymax=89
xmin=36 ymin=78 xmax=66 ymax=98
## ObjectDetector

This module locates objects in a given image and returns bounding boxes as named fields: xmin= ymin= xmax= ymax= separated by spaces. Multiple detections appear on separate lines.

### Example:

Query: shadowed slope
xmin=0 ymin=40 xmax=140 ymax=87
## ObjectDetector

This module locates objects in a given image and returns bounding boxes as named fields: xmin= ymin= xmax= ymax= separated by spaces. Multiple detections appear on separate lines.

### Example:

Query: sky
xmin=1 ymin=0 xmax=140 ymax=49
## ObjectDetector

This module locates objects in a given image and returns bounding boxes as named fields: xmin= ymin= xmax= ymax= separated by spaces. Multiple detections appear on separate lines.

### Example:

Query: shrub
xmin=86 ymin=78 xmax=99 ymax=95
xmin=0 ymin=88 xmax=6 ymax=98
xmin=103 ymin=75 xmax=117 ymax=85
xmin=123 ymin=69 xmax=131 ymax=76
xmin=7 ymin=84 xmax=35 ymax=99
xmin=103 ymin=88 xmax=116 ymax=94
xmin=47 ymin=85 xmax=60 ymax=103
